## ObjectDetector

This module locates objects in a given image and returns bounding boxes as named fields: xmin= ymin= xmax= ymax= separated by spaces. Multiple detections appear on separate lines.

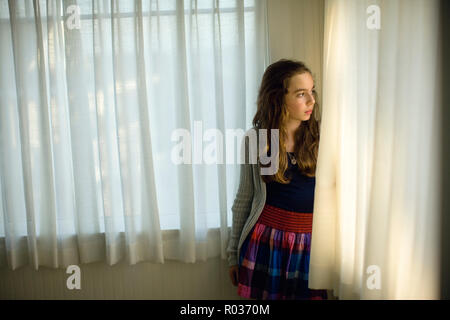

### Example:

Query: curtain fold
xmin=0 ymin=0 xmax=269 ymax=270
xmin=309 ymin=0 xmax=441 ymax=299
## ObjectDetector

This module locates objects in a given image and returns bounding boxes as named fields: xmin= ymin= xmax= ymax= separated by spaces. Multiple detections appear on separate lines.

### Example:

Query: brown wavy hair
xmin=252 ymin=59 xmax=321 ymax=183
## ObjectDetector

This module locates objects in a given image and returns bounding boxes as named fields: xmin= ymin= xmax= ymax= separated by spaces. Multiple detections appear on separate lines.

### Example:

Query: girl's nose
xmin=307 ymin=94 xmax=315 ymax=106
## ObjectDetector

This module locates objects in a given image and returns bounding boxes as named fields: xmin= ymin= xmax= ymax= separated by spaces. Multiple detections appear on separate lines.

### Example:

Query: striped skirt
xmin=237 ymin=204 xmax=328 ymax=300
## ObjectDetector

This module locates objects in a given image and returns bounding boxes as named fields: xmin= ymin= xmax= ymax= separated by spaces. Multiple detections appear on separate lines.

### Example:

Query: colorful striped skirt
xmin=237 ymin=204 xmax=328 ymax=300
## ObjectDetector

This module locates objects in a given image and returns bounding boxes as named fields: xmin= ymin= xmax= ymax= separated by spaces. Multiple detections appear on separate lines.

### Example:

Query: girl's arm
xmin=226 ymin=135 xmax=255 ymax=266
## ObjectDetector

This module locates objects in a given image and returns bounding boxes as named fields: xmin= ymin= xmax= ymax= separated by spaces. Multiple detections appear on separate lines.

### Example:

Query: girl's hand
xmin=229 ymin=265 xmax=239 ymax=286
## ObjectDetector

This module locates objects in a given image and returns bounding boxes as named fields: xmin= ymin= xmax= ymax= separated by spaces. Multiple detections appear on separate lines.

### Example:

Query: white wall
xmin=0 ymin=257 xmax=242 ymax=299
xmin=267 ymin=0 xmax=325 ymax=105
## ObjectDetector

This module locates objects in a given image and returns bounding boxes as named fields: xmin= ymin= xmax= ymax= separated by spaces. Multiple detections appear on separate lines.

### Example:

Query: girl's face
xmin=284 ymin=72 xmax=315 ymax=122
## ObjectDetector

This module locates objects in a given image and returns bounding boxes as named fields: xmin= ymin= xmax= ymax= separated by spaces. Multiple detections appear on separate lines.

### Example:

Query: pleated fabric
xmin=237 ymin=204 xmax=327 ymax=300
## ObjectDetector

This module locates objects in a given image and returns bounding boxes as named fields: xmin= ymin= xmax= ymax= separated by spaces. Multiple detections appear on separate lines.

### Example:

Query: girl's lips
xmin=305 ymin=110 xmax=312 ymax=114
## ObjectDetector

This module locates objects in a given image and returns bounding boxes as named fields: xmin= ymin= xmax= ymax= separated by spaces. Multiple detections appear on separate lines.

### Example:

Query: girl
xmin=227 ymin=59 xmax=328 ymax=300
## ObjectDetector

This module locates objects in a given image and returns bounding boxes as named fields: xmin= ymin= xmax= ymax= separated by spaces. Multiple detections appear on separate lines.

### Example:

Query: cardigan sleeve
xmin=226 ymin=134 xmax=255 ymax=266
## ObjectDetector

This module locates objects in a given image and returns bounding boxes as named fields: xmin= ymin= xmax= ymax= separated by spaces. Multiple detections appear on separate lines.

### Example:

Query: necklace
xmin=287 ymin=152 xmax=297 ymax=165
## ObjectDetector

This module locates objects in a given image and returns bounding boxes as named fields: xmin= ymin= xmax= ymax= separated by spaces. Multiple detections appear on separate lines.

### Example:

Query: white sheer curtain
xmin=309 ymin=0 xmax=441 ymax=299
xmin=0 ymin=0 xmax=269 ymax=270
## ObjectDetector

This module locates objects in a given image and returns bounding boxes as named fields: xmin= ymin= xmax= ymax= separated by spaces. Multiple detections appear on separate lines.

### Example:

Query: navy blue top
xmin=265 ymin=152 xmax=316 ymax=213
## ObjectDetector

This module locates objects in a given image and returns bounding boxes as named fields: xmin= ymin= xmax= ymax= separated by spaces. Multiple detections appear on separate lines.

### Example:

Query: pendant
xmin=288 ymin=152 xmax=297 ymax=165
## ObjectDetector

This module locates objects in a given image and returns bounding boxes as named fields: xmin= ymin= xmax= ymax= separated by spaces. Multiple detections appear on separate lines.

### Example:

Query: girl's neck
xmin=284 ymin=119 xmax=301 ymax=152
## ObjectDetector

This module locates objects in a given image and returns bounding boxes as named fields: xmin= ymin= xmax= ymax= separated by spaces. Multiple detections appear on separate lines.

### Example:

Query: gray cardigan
xmin=226 ymin=127 xmax=267 ymax=267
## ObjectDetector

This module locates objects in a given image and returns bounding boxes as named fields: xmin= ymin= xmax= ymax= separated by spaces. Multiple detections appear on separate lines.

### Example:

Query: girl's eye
xmin=297 ymin=90 xmax=316 ymax=98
